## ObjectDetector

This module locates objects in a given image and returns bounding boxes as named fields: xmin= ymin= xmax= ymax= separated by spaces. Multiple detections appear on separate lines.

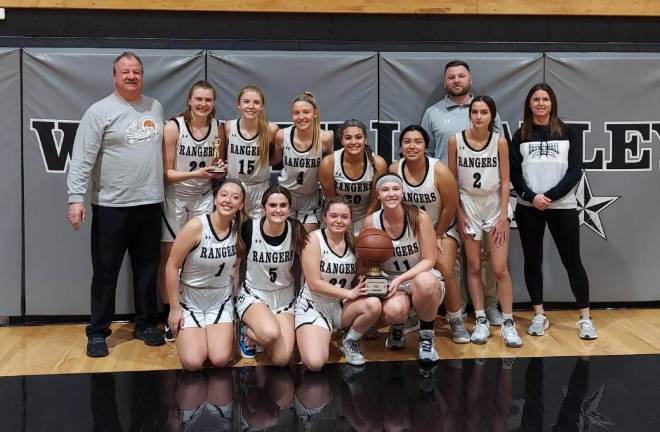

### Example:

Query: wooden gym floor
xmin=1 ymin=309 xmax=659 ymax=377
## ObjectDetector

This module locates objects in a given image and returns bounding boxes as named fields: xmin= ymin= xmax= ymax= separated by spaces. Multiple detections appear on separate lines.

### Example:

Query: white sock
xmin=447 ymin=310 xmax=463 ymax=320
xmin=475 ymin=309 xmax=486 ymax=320
xmin=502 ymin=313 xmax=513 ymax=321
xmin=344 ymin=328 xmax=363 ymax=342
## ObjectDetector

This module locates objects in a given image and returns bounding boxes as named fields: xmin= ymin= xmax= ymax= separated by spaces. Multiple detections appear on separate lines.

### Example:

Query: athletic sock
xmin=447 ymin=310 xmax=463 ymax=320
xmin=502 ymin=313 xmax=513 ymax=321
xmin=475 ymin=309 xmax=486 ymax=320
xmin=420 ymin=319 xmax=434 ymax=331
xmin=345 ymin=328 xmax=363 ymax=342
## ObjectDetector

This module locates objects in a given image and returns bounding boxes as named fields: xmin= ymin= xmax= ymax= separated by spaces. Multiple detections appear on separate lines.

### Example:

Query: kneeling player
xmin=295 ymin=197 xmax=381 ymax=370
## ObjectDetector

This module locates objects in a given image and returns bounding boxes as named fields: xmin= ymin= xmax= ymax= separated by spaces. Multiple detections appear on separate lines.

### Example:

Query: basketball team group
xmin=66 ymin=52 xmax=596 ymax=370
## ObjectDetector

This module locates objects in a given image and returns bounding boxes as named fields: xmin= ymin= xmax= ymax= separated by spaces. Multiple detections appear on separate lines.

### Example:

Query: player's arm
xmin=319 ymin=154 xmax=336 ymax=200
xmin=321 ymin=130 xmax=334 ymax=156
xmin=165 ymin=217 xmax=203 ymax=336
xmin=365 ymin=154 xmax=388 ymax=216
xmin=434 ymin=160 xmax=459 ymax=236
xmin=490 ymin=135 xmax=512 ymax=245
xmin=268 ymin=122 xmax=282 ymax=166
xmin=302 ymin=233 xmax=364 ymax=300
xmin=163 ymin=120 xmax=220 ymax=184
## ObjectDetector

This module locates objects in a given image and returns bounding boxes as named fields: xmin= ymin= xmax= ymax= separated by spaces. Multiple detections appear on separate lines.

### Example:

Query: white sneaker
xmin=527 ymin=314 xmax=549 ymax=336
xmin=486 ymin=305 xmax=504 ymax=326
xmin=418 ymin=329 xmax=440 ymax=364
xmin=403 ymin=314 xmax=420 ymax=335
xmin=500 ymin=319 xmax=523 ymax=348
xmin=341 ymin=337 xmax=366 ymax=366
xmin=576 ymin=317 xmax=598 ymax=340
xmin=470 ymin=316 xmax=490 ymax=344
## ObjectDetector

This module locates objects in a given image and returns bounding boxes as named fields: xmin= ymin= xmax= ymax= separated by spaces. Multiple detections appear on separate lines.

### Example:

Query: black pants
xmin=86 ymin=203 xmax=162 ymax=338
xmin=515 ymin=205 xmax=590 ymax=309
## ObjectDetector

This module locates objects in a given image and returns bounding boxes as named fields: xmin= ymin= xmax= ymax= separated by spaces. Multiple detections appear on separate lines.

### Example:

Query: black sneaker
xmin=134 ymin=327 xmax=165 ymax=346
xmin=86 ymin=336 xmax=109 ymax=357
xmin=164 ymin=325 xmax=175 ymax=342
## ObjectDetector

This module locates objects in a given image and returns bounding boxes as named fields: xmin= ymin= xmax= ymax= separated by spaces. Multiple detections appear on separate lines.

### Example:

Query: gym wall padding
xmin=22 ymin=49 xmax=204 ymax=315
xmin=0 ymin=48 xmax=22 ymax=316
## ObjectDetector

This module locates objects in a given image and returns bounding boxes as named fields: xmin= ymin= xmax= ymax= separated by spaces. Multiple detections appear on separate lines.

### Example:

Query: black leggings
xmin=515 ymin=205 xmax=590 ymax=309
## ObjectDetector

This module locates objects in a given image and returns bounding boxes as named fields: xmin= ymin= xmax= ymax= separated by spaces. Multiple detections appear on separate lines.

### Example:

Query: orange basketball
xmin=356 ymin=228 xmax=393 ymax=265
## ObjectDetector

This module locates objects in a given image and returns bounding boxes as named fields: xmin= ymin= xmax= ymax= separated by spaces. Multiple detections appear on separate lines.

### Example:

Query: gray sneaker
xmin=341 ymin=337 xmax=366 ymax=366
xmin=500 ymin=319 xmax=523 ymax=348
xmin=576 ymin=318 xmax=598 ymax=340
xmin=449 ymin=317 xmax=471 ymax=344
xmin=470 ymin=316 xmax=490 ymax=344
xmin=486 ymin=305 xmax=504 ymax=326
xmin=385 ymin=324 xmax=405 ymax=350
xmin=527 ymin=314 xmax=549 ymax=336
xmin=418 ymin=329 xmax=440 ymax=363
xmin=403 ymin=314 xmax=420 ymax=335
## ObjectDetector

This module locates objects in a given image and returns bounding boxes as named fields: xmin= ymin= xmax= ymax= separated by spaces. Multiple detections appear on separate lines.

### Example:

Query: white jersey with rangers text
xmin=244 ymin=219 xmax=295 ymax=292
xmin=180 ymin=215 xmax=238 ymax=290
xmin=226 ymin=119 xmax=270 ymax=184
xmin=300 ymin=229 xmax=357 ymax=303
xmin=168 ymin=116 xmax=218 ymax=199
xmin=456 ymin=131 xmax=501 ymax=196
xmin=278 ymin=126 xmax=323 ymax=196
xmin=372 ymin=210 xmax=421 ymax=278
xmin=398 ymin=156 xmax=441 ymax=225
xmin=332 ymin=149 xmax=374 ymax=223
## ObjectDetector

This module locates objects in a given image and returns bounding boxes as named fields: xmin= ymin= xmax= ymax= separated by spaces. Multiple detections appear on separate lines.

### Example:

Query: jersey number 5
xmin=269 ymin=267 xmax=278 ymax=283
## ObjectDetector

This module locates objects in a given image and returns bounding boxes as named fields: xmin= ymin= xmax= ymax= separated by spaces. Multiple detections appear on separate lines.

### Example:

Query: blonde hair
xmin=214 ymin=180 xmax=249 ymax=256
xmin=292 ymin=91 xmax=322 ymax=156
xmin=237 ymin=85 xmax=271 ymax=170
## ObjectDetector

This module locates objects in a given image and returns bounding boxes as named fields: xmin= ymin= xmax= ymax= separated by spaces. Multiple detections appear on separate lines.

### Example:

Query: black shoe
xmin=164 ymin=325 xmax=175 ymax=342
xmin=86 ymin=336 xmax=109 ymax=357
xmin=134 ymin=327 xmax=165 ymax=346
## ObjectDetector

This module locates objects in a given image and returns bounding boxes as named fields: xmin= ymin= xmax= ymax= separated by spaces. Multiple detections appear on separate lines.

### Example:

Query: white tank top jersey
xmin=180 ymin=215 xmax=238 ymax=290
xmin=168 ymin=116 xmax=218 ymax=199
xmin=398 ymin=156 xmax=441 ymax=225
xmin=372 ymin=210 xmax=421 ymax=277
xmin=226 ymin=119 xmax=270 ymax=184
xmin=300 ymin=229 xmax=358 ymax=303
xmin=277 ymin=126 xmax=323 ymax=196
xmin=332 ymin=149 xmax=374 ymax=223
xmin=244 ymin=219 xmax=295 ymax=292
xmin=455 ymin=131 xmax=501 ymax=196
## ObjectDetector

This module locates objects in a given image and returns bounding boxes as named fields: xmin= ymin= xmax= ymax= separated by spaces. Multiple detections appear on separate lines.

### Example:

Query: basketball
xmin=356 ymin=228 xmax=393 ymax=265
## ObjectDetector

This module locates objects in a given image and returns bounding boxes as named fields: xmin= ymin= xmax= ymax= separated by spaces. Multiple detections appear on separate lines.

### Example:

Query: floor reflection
xmin=1 ymin=355 xmax=658 ymax=431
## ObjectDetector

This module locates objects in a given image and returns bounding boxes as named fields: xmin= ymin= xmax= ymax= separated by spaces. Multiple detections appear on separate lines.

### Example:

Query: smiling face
xmin=237 ymin=90 xmax=264 ymax=121
xmin=188 ymin=87 xmax=215 ymax=120
xmin=444 ymin=65 xmax=472 ymax=98
xmin=113 ymin=56 xmax=143 ymax=101
xmin=214 ymin=182 xmax=245 ymax=217
xmin=291 ymin=100 xmax=317 ymax=131
xmin=263 ymin=193 xmax=290 ymax=224
xmin=529 ymin=89 xmax=552 ymax=122
xmin=323 ymin=202 xmax=352 ymax=235
xmin=401 ymin=130 xmax=426 ymax=162
xmin=470 ymin=101 xmax=493 ymax=130
xmin=341 ymin=126 xmax=367 ymax=156
xmin=377 ymin=181 xmax=404 ymax=209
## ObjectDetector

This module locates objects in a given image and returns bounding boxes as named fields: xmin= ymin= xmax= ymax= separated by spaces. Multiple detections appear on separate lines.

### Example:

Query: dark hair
xmin=444 ymin=60 xmax=470 ymax=74
xmin=214 ymin=179 xmax=248 ymax=255
xmin=112 ymin=52 xmax=143 ymax=75
xmin=182 ymin=81 xmax=216 ymax=127
xmin=469 ymin=95 xmax=498 ymax=132
xmin=399 ymin=124 xmax=430 ymax=149
xmin=338 ymin=119 xmax=382 ymax=181
xmin=521 ymin=82 xmax=566 ymax=141
xmin=322 ymin=196 xmax=356 ymax=254
xmin=374 ymin=173 xmax=422 ymax=239
xmin=260 ymin=185 xmax=309 ymax=254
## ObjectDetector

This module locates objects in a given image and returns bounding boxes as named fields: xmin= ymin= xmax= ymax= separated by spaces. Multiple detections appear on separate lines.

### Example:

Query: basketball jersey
xmin=300 ymin=229 xmax=357 ymax=303
xmin=277 ymin=126 xmax=323 ymax=196
xmin=180 ymin=214 xmax=238 ymax=290
xmin=168 ymin=116 xmax=218 ymax=199
xmin=372 ymin=210 xmax=421 ymax=277
xmin=398 ymin=156 xmax=441 ymax=225
xmin=455 ymin=131 xmax=501 ymax=196
xmin=244 ymin=219 xmax=295 ymax=292
xmin=226 ymin=119 xmax=270 ymax=184
xmin=332 ymin=149 xmax=374 ymax=223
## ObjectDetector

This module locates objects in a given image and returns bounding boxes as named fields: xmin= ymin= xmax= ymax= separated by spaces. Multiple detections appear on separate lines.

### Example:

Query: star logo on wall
xmin=576 ymin=173 xmax=620 ymax=240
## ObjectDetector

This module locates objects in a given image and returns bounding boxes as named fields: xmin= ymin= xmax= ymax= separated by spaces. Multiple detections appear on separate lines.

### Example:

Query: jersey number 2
xmin=473 ymin=172 xmax=482 ymax=189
